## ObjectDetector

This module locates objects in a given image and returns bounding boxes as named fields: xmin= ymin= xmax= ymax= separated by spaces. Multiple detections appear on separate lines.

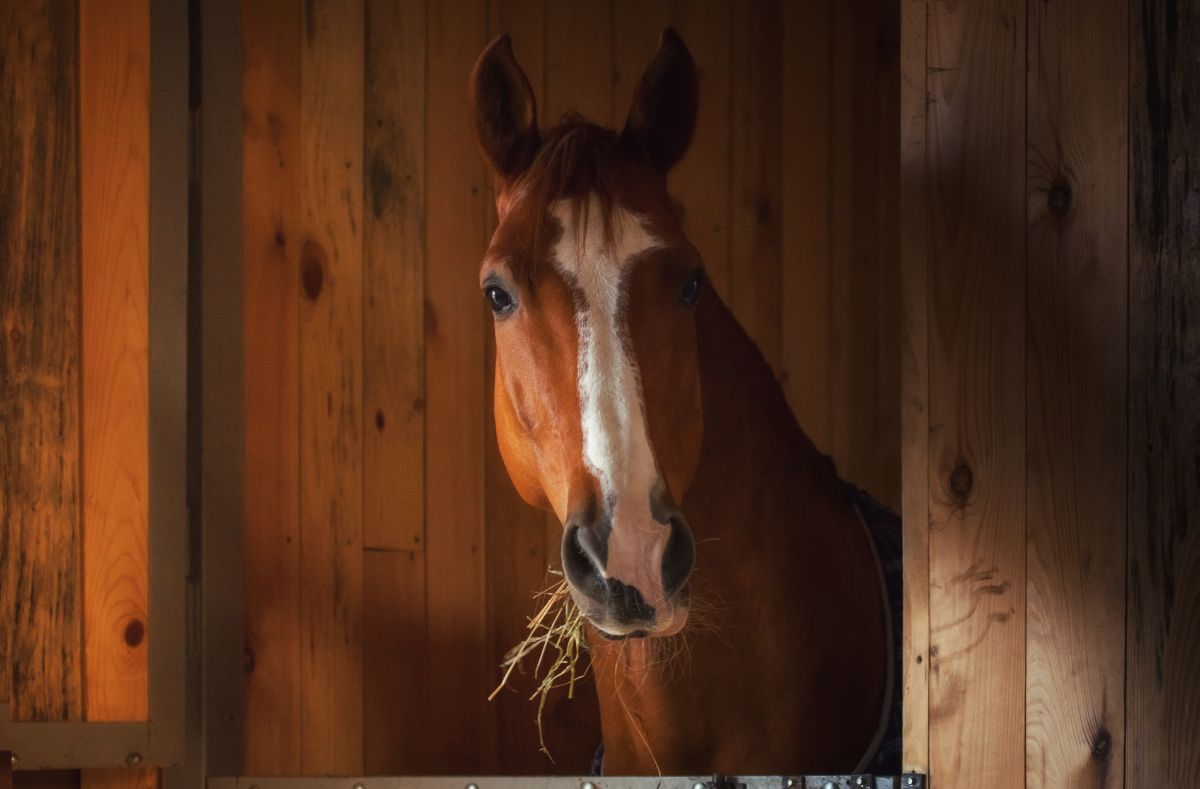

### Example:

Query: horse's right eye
xmin=485 ymin=284 xmax=515 ymax=315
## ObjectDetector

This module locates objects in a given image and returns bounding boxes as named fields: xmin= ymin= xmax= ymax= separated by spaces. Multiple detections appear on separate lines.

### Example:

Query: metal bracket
xmin=701 ymin=776 xmax=746 ymax=789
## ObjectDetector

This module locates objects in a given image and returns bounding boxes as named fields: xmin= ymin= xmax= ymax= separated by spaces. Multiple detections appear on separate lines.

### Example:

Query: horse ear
xmin=620 ymin=28 xmax=698 ymax=174
xmin=471 ymin=34 xmax=540 ymax=180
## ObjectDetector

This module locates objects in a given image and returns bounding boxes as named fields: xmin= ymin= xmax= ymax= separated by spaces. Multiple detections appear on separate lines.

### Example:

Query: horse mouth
xmin=595 ymin=627 xmax=650 ymax=641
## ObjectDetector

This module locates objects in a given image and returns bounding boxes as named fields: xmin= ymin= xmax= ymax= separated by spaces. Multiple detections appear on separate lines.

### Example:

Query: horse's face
xmin=472 ymin=31 xmax=702 ymax=639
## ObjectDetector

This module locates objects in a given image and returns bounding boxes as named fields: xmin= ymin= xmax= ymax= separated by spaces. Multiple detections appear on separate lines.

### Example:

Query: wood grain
xmin=424 ymin=0 xmax=492 ymax=772
xmin=780 ymin=0 xmax=832 ymax=451
xmin=0 ymin=0 xmax=83 ymax=722
xmin=298 ymin=0 xmax=364 ymax=773
xmin=1025 ymin=0 xmax=1127 ymax=786
xmin=898 ymin=0 xmax=929 ymax=773
xmin=1128 ymin=0 xmax=1200 ymax=785
xmin=363 ymin=549 xmax=428 ymax=773
xmin=364 ymin=0 xmax=426 ymax=552
xmin=729 ymin=0 xmax=782 ymax=375
xmin=79 ymin=0 xmax=150 ymax=725
xmin=925 ymin=1 xmax=1026 ymax=786
xmin=242 ymin=0 xmax=303 ymax=773
xmin=545 ymin=0 xmax=615 ymax=128
xmin=78 ymin=772 xmax=155 ymax=789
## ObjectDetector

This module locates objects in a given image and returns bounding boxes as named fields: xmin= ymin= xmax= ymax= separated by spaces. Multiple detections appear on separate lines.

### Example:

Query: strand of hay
xmin=489 ymin=571 xmax=590 ymax=761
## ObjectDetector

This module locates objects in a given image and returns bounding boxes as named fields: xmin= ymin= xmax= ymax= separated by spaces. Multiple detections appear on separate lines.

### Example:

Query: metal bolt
xmin=823 ymin=782 xmax=838 ymax=789
xmin=582 ymin=784 xmax=596 ymax=789
xmin=9 ymin=753 xmax=17 ymax=767
xmin=125 ymin=753 xmax=143 ymax=768
xmin=353 ymin=784 xmax=365 ymax=789
xmin=693 ymin=783 xmax=705 ymax=789
xmin=856 ymin=779 xmax=864 ymax=787
xmin=466 ymin=784 xmax=479 ymax=789
xmin=906 ymin=780 xmax=915 ymax=787
xmin=786 ymin=780 xmax=797 ymax=788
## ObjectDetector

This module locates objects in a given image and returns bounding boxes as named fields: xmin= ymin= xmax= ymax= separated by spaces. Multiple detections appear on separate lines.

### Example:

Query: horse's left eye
xmin=485 ymin=284 xmax=515 ymax=315
xmin=680 ymin=268 xmax=704 ymax=308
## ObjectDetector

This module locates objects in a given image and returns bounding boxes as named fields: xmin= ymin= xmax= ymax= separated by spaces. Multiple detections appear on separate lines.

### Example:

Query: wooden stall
xmin=239 ymin=0 xmax=899 ymax=777
xmin=900 ymin=0 xmax=1199 ymax=786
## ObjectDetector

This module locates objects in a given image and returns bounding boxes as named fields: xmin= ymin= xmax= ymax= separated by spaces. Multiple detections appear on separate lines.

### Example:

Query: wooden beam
xmin=0 ymin=0 xmax=84 ymax=722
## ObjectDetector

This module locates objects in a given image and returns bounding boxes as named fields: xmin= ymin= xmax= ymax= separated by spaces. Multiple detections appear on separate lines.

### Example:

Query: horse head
xmin=471 ymin=30 xmax=703 ymax=640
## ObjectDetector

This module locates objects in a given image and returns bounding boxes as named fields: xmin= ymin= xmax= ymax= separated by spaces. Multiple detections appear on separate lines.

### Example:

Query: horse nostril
xmin=661 ymin=515 xmax=695 ymax=597
xmin=562 ymin=523 xmax=605 ymax=596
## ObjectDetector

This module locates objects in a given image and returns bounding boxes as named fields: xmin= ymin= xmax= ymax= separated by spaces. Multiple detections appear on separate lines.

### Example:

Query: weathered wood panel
xmin=364 ymin=0 xmax=426 ymax=553
xmin=925 ymin=2 xmax=1026 ymax=786
xmin=1024 ymin=0 xmax=1127 ymax=786
xmin=297 ymin=0 xmax=365 ymax=773
xmin=79 ymin=0 xmax=151 ymax=725
xmin=242 ymin=0 xmax=303 ymax=774
xmin=729 ymin=0 xmax=782 ymax=375
xmin=898 ymin=0 xmax=929 ymax=774
xmin=424 ymin=0 xmax=492 ymax=772
xmin=1128 ymin=0 xmax=1200 ymax=785
xmin=0 ymin=0 xmax=83 ymax=722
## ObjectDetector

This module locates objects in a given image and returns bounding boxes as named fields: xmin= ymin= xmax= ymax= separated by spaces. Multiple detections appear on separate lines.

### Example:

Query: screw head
xmin=906 ymin=779 xmax=915 ymax=787
xmin=466 ymin=784 xmax=479 ymax=789
xmin=786 ymin=780 xmax=797 ymax=788
xmin=582 ymin=783 xmax=596 ymax=789
xmin=353 ymin=784 xmax=365 ymax=789
xmin=823 ymin=782 xmax=838 ymax=789
xmin=9 ymin=753 xmax=17 ymax=767
xmin=125 ymin=753 xmax=143 ymax=768
xmin=855 ymin=779 xmax=864 ymax=787
xmin=693 ymin=783 xmax=705 ymax=789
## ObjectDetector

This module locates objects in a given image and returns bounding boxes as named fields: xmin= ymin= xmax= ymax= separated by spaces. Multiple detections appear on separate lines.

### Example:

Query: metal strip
xmin=208 ymin=777 xmax=926 ymax=789
xmin=147 ymin=0 xmax=191 ymax=768
xmin=0 ymin=710 xmax=149 ymax=769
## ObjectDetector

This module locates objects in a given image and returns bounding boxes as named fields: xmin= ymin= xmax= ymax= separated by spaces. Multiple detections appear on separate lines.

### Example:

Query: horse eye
xmin=680 ymin=268 xmax=704 ymax=308
xmin=484 ymin=284 xmax=515 ymax=315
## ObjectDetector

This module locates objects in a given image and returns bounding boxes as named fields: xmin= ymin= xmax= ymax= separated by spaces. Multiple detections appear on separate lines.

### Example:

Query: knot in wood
xmin=949 ymin=463 xmax=974 ymax=501
xmin=1092 ymin=728 xmax=1112 ymax=761
xmin=123 ymin=618 xmax=145 ymax=647
xmin=300 ymin=240 xmax=327 ymax=301
xmin=1047 ymin=178 xmax=1073 ymax=217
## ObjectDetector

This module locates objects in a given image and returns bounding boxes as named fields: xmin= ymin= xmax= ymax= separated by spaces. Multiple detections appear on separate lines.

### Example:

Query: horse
xmin=470 ymin=29 xmax=897 ymax=776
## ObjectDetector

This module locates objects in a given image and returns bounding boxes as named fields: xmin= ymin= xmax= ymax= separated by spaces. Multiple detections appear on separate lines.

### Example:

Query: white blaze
xmin=549 ymin=196 xmax=669 ymax=605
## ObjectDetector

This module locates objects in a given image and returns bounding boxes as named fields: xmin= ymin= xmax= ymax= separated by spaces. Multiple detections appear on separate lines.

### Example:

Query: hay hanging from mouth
xmin=488 ymin=571 xmax=590 ymax=762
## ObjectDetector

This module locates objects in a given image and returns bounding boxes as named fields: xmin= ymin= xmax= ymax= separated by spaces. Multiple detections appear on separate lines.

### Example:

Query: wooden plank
xmin=925 ymin=2 xmax=1026 ymax=786
xmin=425 ymin=0 xmax=491 ymax=772
xmin=481 ymin=0 xmax=566 ymax=774
xmin=729 ymin=0 xmax=783 ymax=376
xmin=79 ymin=0 xmax=150 ymax=725
xmin=1128 ymin=1 xmax=1200 ymax=785
xmin=898 ymin=0 xmax=929 ymax=774
xmin=242 ymin=0 xmax=302 ymax=774
xmin=298 ymin=0 xmax=364 ymax=774
xmin=544 ymin=0 xmax=615 ymax=128
xmin=830 ymin=0 xmax=896 ymax=504
xmin=0 ymin=0 xmax=83 ymax=722
xmin=363 ymin=0 xmax=426 ymax=552
xmin=873 ymin=0 xmax=902 ymax=511
xmin=614 ymin=0 xmax=734 ymax=341
xmin=363 ymin=549 xmax=428 ymax=774
xmin=78 ymin=772 xmax=155 ymax=789
xmin=780 ymin=0 xmax=832 ymax=450
xmin=1024 ymin=0 xmax=1127 ymax=786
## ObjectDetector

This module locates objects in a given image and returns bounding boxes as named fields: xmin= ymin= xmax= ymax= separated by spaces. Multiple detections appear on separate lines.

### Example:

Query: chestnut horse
xmin=471 ymin=30 xmax=896 ymax=776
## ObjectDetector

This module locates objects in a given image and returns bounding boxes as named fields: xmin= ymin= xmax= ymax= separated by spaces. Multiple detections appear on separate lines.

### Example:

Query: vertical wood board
xmin=0 ymin=0 xmax=84 ymax=722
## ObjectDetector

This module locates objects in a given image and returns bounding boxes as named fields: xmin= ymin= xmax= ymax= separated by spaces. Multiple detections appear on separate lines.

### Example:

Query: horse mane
xmin=510 ymin=115 xmax=633 ymax=282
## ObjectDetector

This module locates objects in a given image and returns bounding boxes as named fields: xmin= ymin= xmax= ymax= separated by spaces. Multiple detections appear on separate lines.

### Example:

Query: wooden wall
xmin=901 ymin=0 xmax=1200 ymax=787
xmin=1 ymin=0 xmax=157 ymax=787
xmin=240 ymin=0 xmax=899 ymax=776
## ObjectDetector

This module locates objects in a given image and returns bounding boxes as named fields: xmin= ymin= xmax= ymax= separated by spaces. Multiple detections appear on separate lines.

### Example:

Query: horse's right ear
xmin=471 ymin=34 xmax=540 ymax=181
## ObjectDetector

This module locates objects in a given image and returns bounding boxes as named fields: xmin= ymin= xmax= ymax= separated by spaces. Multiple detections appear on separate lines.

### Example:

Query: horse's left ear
xmin=620 ymin=28 xmax=698 ymax=175
xmin=471 ymin=34 xmax=540 ymax=180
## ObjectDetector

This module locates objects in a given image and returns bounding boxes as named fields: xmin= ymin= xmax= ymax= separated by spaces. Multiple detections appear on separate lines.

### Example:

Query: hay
xmin=489 ymin=571 xmax=590 ymax=761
